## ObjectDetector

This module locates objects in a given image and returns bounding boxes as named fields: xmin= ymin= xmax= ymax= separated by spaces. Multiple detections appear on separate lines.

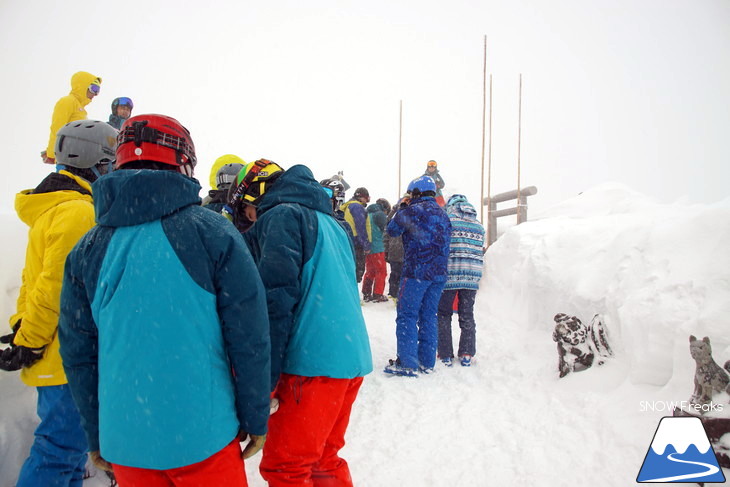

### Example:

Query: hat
xmin=376 ymin=198 xmax=391 ymax=213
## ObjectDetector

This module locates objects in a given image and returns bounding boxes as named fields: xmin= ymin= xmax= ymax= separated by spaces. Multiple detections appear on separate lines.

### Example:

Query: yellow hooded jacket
xmin=45 ymin=71 xmax=101 ymax=159
xmin=10 ymin=171 xmax=95 ymax=386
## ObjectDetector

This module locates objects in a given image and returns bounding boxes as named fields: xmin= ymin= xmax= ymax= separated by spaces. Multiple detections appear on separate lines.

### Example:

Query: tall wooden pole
xmin=487 ymin=74 xmax=493 ymax=246
xmin=398 ymin=100 xmax=403 ymax=197
xmin=480 ymin=35 xmax=487 ymax=225
xmin=516 ymin=74 xmax=523 ymax=224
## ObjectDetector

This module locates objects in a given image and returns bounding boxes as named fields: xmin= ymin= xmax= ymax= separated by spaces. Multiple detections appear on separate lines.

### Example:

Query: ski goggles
xmin=427 ymin=160 xmax=437 ymax=167
xmin=88 ymin=83 xmax=101 ymax=95
xmin=115 ymin=97 xmax=133 ymax=108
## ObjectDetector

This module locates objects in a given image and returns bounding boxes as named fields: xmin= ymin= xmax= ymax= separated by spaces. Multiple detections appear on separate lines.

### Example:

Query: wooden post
xmin=480 ymin=35 xmax=487 ymax=226
xmin=487 ymin=74 xmax=493 ymax=247
xmin=516 ymin=74 xmax=523 ymax=224
xmin=398 ymin=100 xmax=403 ymax=197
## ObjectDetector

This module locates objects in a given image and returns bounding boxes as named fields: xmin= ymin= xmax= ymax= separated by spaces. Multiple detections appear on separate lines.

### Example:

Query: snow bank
xmin=484 ymin=182 xmax=730 ymax=388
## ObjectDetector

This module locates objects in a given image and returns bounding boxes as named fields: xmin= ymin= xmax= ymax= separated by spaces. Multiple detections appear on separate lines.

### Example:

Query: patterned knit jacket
xmin=444 ymin=196 xmax=485 ymax=290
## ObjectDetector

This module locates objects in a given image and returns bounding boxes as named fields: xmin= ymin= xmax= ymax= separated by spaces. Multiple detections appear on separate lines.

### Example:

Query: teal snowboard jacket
xmin=244 ymin=165 xmax=373 ymax=389
xmin=59 ymin=169 xmax=271 ymax=470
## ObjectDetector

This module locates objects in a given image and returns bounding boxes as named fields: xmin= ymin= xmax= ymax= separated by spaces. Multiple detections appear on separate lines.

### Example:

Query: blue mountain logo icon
xmin=637 ymin=416 xmax=726 ymax=483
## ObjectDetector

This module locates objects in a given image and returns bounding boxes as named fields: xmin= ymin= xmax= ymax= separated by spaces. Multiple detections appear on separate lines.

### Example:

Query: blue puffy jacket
xmin=387 ymin=196 xmax=451 ymax=281
xmin=59 ymin=169 xmax=271 ymax=470
xmin=244 ymin=165 xmax=373 ymax=388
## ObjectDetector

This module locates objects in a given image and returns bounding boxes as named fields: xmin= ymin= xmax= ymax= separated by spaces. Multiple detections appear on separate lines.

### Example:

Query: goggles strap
xmin=226 ymin=159 xmax=271 ymax=208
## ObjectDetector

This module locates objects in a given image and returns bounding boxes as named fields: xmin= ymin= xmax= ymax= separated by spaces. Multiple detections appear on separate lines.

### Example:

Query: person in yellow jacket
xmin=41 ymin=71 xmax=102 ymax=165
xmin=1 ymin=120 xmax=117 ymax=486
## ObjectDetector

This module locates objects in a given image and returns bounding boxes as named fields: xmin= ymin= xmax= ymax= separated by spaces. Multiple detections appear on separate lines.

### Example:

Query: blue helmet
xmin=407 ymin=175 xmax=437 ymax=196
xmin=111 ymin=97 xmax=134 ymax=115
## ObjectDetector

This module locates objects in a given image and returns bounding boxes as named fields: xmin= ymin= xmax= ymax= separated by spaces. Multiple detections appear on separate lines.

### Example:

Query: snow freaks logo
xmin=636 ymin=416 xmax=726 ymax=483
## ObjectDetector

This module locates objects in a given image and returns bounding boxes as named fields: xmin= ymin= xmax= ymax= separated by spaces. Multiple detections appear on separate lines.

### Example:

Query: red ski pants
xmin=260 ymin=374 xmax=364 ymax=486
xmin=362 ymin=252 xmax=387 ymax=296
xmin=111 ymin=439 xmax=247 ymax=487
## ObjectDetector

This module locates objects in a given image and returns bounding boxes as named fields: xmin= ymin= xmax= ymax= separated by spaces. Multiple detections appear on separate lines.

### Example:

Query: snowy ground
xmin=1 ymin=182 xmax=729 ymax=486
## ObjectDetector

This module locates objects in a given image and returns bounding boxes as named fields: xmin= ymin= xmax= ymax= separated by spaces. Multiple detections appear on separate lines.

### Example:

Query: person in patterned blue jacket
xmin=384 ymin=176 xmax=451 ymax=377
xmin=437 ymin=194 xmax=485 ymax=368
xmin=228 ymin=160 xmax=373 ymax=487
xmin=58 ymin=114 xmax=271 ymax=486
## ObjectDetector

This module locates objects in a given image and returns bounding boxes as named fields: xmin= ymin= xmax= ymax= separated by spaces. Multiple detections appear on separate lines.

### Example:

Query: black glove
xmin=0 ymin=320 xmax=21 ymax=345
xmin=0 ymin=345 xmax=44 ymax=371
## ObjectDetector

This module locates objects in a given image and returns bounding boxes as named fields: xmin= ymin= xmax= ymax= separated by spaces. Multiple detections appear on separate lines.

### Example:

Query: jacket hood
xmin=447 ymin=196 xmax=478 ymax=220
xmin=256 ymin=164 xmax=332 ymax=216
xmin=15 ymin=171 xmax=93 ymax=227
xmin=367 ymin=203 xmax=384 ymax=214
xmin=93 ymin=169 xmax=202 ymax=227
xmin=70 ymin=71 xmax=101 ymax=107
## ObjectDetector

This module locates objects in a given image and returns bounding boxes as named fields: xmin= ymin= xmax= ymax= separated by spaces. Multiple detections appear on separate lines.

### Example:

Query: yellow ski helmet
xmin=231 ymin=159 xmax=284 ymax=207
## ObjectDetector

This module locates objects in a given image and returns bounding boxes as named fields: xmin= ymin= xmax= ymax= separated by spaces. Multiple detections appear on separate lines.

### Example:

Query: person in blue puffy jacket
xmin=228 ymin=159 xmax=373 ymax=486
xmin=58 ymin=114 xmax=271 ymax=486
xmin=384 ymin=176 xmax=451 ymax=377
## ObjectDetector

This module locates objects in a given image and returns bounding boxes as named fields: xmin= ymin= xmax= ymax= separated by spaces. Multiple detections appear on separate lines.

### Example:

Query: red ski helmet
xmin=116 ymin=114 xmax=196 ymax=172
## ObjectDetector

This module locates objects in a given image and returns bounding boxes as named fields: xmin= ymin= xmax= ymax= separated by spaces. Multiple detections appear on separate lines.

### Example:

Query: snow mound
xmin=485 ymin=183 xmax=730 ymax=387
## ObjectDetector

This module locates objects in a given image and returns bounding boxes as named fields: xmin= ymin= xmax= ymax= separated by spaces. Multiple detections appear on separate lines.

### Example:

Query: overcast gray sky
xmin=1 ymin=0 xmax=728 ymax=217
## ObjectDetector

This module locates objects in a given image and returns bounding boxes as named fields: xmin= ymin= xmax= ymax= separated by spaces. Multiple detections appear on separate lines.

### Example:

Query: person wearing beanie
xmin=361 ymin=198 xmax=390 ymax=303
xmin=340 ymin=187 xmax=371 ymax=282
xmin=42 ymin=71 xmax=102 ymax=165
xmin=1 ymin=120 xmax=116 ymax=486
xmin=107 ymin=97 xmax=134 ymax=130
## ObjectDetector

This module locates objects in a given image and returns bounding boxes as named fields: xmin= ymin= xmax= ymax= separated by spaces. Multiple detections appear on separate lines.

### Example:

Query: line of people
xmin=4 ymin=69 xmax=482 ymax=487
xmin=204 ymin=154 xmax=483 ymax=380
xmin=2 ymin=112 xmax=372 ymax=487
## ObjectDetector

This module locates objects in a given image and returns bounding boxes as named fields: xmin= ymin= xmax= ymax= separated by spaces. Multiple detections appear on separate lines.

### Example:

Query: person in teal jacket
xmin=361 ymin=198 xmax=390 ymax=302
xmin=229 ymin=159 xmax=372 ymax=487
xmin=58 ymin=114 xmax=271 ymax=486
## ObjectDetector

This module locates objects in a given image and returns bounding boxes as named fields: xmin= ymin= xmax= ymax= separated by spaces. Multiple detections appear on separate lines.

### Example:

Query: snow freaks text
xmin=639 ymin=401 xmax=725 ymax=413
